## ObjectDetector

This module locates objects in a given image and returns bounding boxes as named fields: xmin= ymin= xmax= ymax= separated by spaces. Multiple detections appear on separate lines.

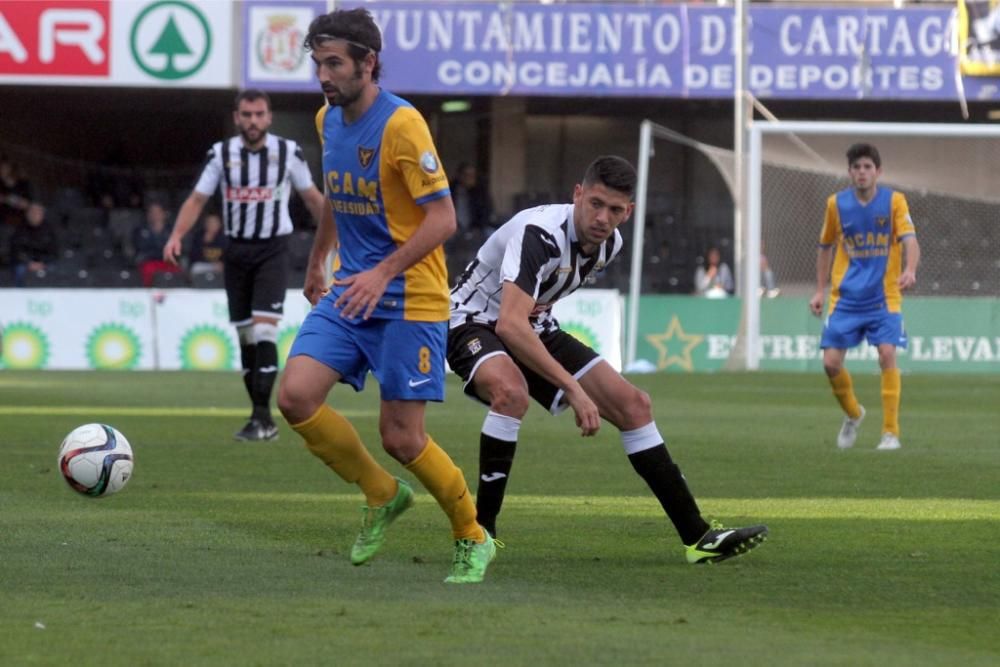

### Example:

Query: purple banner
xmin=244 ymin=2 xmax=1000 ymax=102
xmin=243 ymin=0 xmax=326 ymax=93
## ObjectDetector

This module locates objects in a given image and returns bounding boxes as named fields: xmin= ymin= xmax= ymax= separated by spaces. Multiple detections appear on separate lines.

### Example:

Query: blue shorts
xmin=820 ymin=307 xmax=907 ymax=350
xmin=288 ymin=300 xmax=446 ymax=402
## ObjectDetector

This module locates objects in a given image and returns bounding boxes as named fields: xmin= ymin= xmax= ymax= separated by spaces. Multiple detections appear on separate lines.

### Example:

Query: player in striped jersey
xmin=164 ymin=89 xmax=325 ymax=442
xmin=810 ymin=143 xmax=921 ymax=451
xmin=448 ymin=156 xmax=768 ymax=564
xmin=276 ymin=8 xmax=494 ymax=584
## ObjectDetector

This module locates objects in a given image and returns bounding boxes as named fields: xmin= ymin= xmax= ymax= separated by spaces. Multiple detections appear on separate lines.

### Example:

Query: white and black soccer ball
xmin=58 ymin=423 xmax=134 ymax=497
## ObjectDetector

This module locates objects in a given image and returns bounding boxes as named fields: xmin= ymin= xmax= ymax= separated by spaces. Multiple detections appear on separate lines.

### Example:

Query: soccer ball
xmin=58 ymin=423 xmax=134 ymax=497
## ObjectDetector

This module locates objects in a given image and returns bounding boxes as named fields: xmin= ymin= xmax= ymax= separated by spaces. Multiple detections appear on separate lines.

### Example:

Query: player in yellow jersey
xmin=809 ymin=143 xmax=921 ymax=451
xmin=276 ymin=8 xmax=495 ymax=583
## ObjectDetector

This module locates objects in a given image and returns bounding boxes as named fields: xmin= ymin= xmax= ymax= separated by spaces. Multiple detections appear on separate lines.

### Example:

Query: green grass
xmin=1 ymin=371 xmax=998 ymax=666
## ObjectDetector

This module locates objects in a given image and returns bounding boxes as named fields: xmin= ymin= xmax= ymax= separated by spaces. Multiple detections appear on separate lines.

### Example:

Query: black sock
xmin=476 ymin=434 xmax=517 ymax=538
xmin=240 ymin=343 xmax=256 ymax=406
xmin=251 ymin=341 xmax=278 ymax=424
xmin=628 ymin=444 xmax=710 ymax=545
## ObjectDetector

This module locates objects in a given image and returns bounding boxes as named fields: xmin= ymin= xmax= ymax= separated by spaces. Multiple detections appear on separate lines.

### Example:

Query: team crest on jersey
xmin=467 ymin=337 xmax=482 ymax=355
xmin=876 ymin=216 xmax=888 ymax=227
xmin=419 ymin=151 xmax=439 ymax=174
xmin=358 ymin=146 xmax=375 ymax=168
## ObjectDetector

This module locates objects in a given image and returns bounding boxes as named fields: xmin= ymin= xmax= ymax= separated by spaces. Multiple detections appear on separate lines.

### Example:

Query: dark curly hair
xmin=305 ymin=8 xmax=382 ymax=83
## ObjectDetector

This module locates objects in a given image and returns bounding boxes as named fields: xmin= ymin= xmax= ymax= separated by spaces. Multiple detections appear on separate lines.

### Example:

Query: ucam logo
xmin=0 ymin=1 xmax=110 ymax=76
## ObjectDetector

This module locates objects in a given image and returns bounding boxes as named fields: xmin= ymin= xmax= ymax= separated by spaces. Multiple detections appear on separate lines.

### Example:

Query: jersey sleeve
xmin=500 ymin=224 xmax=561 ymax=299
xmin=891 ymin=191 xmax=916 ymax=240
xmin=314 ymin=106 xmax=327 ymax=147
xmin=287 ymin=141 xmax=315 ymax=192
xmin=818 ymin=194 xmax=840 ymax=246
xmin=193 ymin=143 xmax=223 ymax=196
xmin=383 ymin=107 xmax=450 ymax=205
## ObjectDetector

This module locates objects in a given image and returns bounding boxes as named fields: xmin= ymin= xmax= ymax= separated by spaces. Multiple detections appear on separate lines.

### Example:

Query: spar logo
xmin=130 ymin=0 xmax=211 ymax=80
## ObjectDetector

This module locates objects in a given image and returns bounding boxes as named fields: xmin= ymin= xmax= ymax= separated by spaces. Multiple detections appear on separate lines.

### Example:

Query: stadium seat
xmin=151 ymin=270 xmax=183 ymax=288
xmin=190 ymin=270 xmax=221 ymax=288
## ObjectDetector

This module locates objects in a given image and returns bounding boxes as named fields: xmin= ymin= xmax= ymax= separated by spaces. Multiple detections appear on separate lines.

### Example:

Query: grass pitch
xmin=1 ymin=371 xmax=998 ymax=666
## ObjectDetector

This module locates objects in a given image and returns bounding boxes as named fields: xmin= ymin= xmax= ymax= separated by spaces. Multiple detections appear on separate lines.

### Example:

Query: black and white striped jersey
xmin=193 ymin=134 xmax=315 ymax=240
xmin=450 ymin=203 xmax=624 ymax=334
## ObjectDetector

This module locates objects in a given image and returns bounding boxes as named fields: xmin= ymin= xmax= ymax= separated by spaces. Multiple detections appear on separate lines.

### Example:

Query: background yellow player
xmin=809 ymin=143 xmax=921 ymax=451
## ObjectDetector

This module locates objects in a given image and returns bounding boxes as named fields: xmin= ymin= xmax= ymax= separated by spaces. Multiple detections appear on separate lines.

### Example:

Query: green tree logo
xmin=131 ymin=1 xmax=211 ymax=80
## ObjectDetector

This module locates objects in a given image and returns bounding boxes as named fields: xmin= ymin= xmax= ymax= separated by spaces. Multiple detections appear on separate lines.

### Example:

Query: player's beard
xmin=324 ymin=64 xmax=365 ymax=107
xmin=240 ymin=126 xmax=266 ymax=148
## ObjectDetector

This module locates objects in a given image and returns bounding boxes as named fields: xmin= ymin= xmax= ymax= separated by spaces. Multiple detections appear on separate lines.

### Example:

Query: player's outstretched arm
xmin=495 ymin=282 xmax=601 ymax=436
xmin=163 ymin=191 xmax=209 ymax=265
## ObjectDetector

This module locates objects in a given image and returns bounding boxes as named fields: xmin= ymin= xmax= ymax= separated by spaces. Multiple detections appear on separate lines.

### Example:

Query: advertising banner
xmin=552 ymin=288 xmax=622 ymax=372
xmin=958 ymin=0 xmax=1000 ymax=75
xmin=0 ymin=289 xmax=156 ymax=370
xmin=267 ymin=2 xmax=1000 ymax=101
xmin=632 ymin=296 xmax=1000 ymax=373
xmin=0 ymin=0 xmax=233 ymax=87
xmin=242 ymin=0 xmax=325 ymax=91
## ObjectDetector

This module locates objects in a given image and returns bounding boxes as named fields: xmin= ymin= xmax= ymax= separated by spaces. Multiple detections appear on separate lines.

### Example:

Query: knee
xmin=823 ymin=360 xmax=842 ymax=378
xmin=488 ymin=380 xmax=530 ymax=419
xmin=276 ymin=377 xmax=318 ymax=425
xmin=616 ymin=388 xmax=653 ymax=430
xmin=379 ymin=422 xmax=425 ymax=462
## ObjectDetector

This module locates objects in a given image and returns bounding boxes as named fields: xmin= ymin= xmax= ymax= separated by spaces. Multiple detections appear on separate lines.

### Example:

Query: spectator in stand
xmin=1 ymin=156 xmax=32 ymax=227
xmin=450 ymin=162 xmax=493 ymax=238
xmin=694 ymin=246 xmax=734 ymax=298
xmin=10 ymin=202 xmax=58 ymax=286
xmin=133 ymin=201 xmax=182 ymax=286
xmin=188 ymin=212 xmax=227 ymax=278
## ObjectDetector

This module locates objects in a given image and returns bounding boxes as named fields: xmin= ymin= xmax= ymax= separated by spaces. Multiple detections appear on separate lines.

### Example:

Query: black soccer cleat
xmin=685 ymin=522 xmax=769 ymax=564
xmin=234 ymin=419 xmax=279 ymax=442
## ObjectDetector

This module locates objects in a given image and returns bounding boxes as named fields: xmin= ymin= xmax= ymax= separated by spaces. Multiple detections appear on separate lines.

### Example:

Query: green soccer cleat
xmin=444 ymin=528 xmax=496 ymax=584
xmin=350 ymin=478 xmax=414 ymax=566
xmin=685 ymin=521 xmax=769 ymax=564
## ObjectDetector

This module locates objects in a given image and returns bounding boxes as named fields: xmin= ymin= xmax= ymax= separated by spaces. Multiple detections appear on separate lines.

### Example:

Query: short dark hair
xmin=846 ymin=143 xmax=881 ymax=169
xmin=235 ymin=89 xmax=271 ymax=111
xmin=582 ymin=155 xmax=637 ymax=200
xmin=305 ymin=8 xmax=382 ymax=83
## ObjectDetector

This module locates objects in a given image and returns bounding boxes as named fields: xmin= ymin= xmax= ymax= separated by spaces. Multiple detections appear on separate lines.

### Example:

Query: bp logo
xmin=277 ymin=325 xmax=300 ymax=369
xmin=87 ymin=324 xmax=142 ymax=370
xmin=131 ymin=0 xmax=212 ymax=80
xmin=561 ymin=322 xmax=600 ymax=353
xmin=179 ymin=325 xmax=234 ymax=370
xmin=1 ymin=322 xmax=50 ymax=369
xmin=256 ymin=15 xmax=306 ymax=73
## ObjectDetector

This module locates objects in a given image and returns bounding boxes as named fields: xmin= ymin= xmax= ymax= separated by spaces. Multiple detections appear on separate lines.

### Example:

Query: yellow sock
xmin=405 ymin=436 xmax=483 ymax=542
xmin=290 ymin=405 xmax=397 ymax=506
xmin=829 ymin=369 xmax=862 ymax=419
xmin=881 ymin=368 xmax=901 ymax=436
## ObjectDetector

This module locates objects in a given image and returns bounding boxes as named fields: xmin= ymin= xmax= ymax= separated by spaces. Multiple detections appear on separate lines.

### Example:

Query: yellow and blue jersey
xmin=315 ymin=90 xmax=451 ymax=322
xmin=820 ymin=187 xmax=916 ymax=314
